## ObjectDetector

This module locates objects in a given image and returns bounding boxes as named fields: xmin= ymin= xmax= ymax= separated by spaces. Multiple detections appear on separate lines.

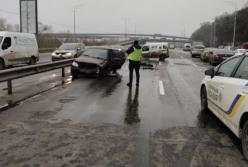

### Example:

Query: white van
xmin=0 ymin=31 xmax=39 ymax=70
xmin=183 ymin=43 xmax=191 ymax=51
xmin=142 ymin=42 xmax=169 ymax=61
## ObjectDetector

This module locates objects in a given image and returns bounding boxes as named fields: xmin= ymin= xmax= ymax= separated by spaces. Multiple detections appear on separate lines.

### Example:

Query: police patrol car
xmin=201 ymin=52 xmax=248 ymax=160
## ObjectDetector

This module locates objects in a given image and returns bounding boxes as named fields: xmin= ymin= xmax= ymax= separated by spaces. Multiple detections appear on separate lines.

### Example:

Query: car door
xmin=207 ymin=56 xmax=244 ymax=129
xmin=109 ymin=50 xmax=124 ymax=69
xmin=151 ymin=45 xmax=160 ymax=58
xmin=1 ymin=36 xmax=16 ymax=65
xmin=230 ymin=56 xmax=248 ymax=125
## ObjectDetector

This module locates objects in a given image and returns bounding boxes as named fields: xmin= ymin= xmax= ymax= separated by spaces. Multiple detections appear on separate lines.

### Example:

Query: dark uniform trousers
xmin=129 ymin=60 xmax=140 ymax=84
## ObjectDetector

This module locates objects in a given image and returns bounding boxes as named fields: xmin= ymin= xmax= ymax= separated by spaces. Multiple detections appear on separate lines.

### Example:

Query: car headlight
xmin=72 ymin=61 xmax=79 ymax=67
xmin=66 ymin=53 xmax=73 ymax=56
xmin=96 ymin=66 xmax=101 ymax=74
xmin=52 ymin=52 xmax=56 ymax=56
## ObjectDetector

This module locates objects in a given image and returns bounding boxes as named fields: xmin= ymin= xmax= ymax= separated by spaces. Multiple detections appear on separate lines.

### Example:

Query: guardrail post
xmin=7 ymin=80 xmax=12 ymax=95
xmin=62 ymin=67 xmax=65 ymax=78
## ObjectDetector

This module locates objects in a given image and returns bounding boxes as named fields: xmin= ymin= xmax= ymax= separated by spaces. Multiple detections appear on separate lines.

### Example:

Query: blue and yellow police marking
xmin=208 ymin=94 xmax=246 ymax=117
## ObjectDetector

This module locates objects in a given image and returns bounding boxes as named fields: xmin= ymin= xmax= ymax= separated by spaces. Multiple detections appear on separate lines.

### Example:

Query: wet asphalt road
xmin=0 ymin=49 xmax=248 ymax=167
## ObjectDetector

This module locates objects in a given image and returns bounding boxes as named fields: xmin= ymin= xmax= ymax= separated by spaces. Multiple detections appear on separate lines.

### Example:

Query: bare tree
xmin=38 ymin=22 xmax=53 ymax=34
xmin=0 ymin=18 xmax=7 ymax=31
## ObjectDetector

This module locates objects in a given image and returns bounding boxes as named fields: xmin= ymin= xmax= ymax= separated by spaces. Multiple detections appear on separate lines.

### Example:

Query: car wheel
xmin=98 ymin=69 xmax=105 ymax=78
xmin=0 ymin=59 xmax=5 ymax=70
xmin=159 ymin=56 xmax=165 ymax=62
xmin=72 ymin=71 xmax=79 ymax=79
xmin=242 ymin=120 xmax=248 ymax=161
xmin=29 ymin=56 xmax=37 ymax=65
xmin=201 ymin=86 xmax=208 ymax=111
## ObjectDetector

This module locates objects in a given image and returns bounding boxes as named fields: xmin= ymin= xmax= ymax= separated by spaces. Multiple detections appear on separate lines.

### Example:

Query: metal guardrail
xmin=0 ymin=59 xmax=73 ymax=95
xmin=0 ymin=41 xmax=134 ymax=95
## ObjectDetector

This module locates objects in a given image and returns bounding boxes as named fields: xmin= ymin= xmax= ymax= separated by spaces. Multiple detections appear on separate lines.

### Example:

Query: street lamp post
xmin=226 ymin=1 xmax=237 ymax=48
xmin=73 ymin=4 xmax=84 ymax=34
xmin=233 ymin=6 xmax=237 ymax=48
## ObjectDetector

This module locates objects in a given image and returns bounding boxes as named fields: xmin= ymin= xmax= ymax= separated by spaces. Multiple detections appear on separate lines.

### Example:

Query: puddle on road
xmin=59 ymin=96 xmax=77 ymax=104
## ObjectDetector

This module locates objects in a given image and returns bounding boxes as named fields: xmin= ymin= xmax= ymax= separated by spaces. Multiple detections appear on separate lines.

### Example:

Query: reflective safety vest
xmin=128 ymin=47 xmax=142 ymax=61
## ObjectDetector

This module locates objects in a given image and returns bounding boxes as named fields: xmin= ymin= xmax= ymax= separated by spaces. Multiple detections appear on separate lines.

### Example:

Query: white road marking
xmin=159 ymin=80 xmax=165 ymax=95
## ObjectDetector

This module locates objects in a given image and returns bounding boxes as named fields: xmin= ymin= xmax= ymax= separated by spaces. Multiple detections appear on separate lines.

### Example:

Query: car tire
xmin=72 ymin=72 xmax=79 ymax=79
xmin=29 ymin=56 xmax=37 ymax=65
xmin=98 ymin=69 xmax=105 ymax=78
xmin=0 ymin=59 xmax=5 ymax=70
xmin=242 ymin=120 xmax=248 ymax=161
xmin=200 ymin=86 xmax=208 ymax=111
xmin=159 ymin=56 xmax=165 ymax=62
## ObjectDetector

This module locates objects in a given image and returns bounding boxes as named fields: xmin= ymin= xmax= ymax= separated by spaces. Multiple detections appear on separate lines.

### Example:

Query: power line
xmin=0 ymin=8 xmax=73 ymax=30
xmin=0 ymin=9 xmax=18 ymax=15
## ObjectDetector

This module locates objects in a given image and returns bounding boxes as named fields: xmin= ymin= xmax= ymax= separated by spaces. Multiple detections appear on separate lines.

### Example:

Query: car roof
xmin=0 ymin=31 xmax=36 ymax=38
xmin=85 ymin=46 xmax=124 ymax=51
xmin=213 ymin=48 xmax=234 ymax=54
xmin=62 ymin=43 xmax=82 ymax=45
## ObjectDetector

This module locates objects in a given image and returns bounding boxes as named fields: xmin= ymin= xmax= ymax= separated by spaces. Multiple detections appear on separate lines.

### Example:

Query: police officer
xmin=126 ymin=40 xmax=142 ymax=87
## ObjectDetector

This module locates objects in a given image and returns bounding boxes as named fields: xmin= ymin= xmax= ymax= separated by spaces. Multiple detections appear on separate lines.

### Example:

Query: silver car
xmin=191 ymin=45 xmax=205 ymax=58
xmin=52 ymin=43 xmax=85 ymax=61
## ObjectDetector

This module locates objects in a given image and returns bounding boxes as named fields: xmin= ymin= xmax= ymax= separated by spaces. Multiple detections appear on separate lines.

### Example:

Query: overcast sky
xmin=0 ymin=0 xmax=247 ymax=37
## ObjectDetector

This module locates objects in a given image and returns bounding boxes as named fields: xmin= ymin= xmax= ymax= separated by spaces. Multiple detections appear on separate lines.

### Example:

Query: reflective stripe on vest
xmin=128 ymin=48 xmax=142 ymax=61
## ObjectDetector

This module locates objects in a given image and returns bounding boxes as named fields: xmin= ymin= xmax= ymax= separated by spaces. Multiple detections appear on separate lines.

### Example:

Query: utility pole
xmin=213 ymin=21 xmax=216 ymax=47
xmin=233 ymin=5 xmax=237 ymax=48
xmin=74 ymin=8 xmax=76 ymax=34
xmin=226 ymin=1 xmax=237 ymax=48
xmin=73 ymin=4 xmax=84 ymax=34
xmin=124 ymin=18 xmax=127 ymax=39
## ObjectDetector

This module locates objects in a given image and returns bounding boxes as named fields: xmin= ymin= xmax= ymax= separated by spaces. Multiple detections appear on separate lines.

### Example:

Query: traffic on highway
xmin=1 ymin=0 xmax=248 ymax=167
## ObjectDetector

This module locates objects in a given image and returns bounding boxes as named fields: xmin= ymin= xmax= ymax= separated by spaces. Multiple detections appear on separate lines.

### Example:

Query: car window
xmin=111 ymin=50 xmax=123 ymax=58
xmin=142 ymin=46 xmax=149 ymax=51
xmin=234 ymin=57 xmax=248 ymax=80
xmin=83 ymin=48 xmax=108 ymax=59
xmin=59 ymin=43 xmax=77 ymax=50
xmin=1 ymin=37 xmax=11 ymax=50
xmin=215 ymin=57 xmax=241 ymax=77
xmin=195 ymin=46 xmax=204 ymax=49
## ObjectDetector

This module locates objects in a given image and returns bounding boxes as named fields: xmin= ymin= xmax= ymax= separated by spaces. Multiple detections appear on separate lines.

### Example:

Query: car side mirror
xmin=205 ymin=68 xmax=215 ymax=78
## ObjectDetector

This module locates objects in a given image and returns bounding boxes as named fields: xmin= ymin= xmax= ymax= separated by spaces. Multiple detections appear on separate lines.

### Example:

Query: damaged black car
xmin=71 ymin=47 xmax=126 ymax=78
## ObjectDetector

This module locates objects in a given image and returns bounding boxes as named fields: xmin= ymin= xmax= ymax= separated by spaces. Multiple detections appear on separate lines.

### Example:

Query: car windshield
xmin=82 ymin=48 xmax=108 ymax=60
xmin=194 ymin=46 xmax=204 ymax=49
xmin=0 ymin=36 xmax=3 ymax=44
xmin=58 ymin=43 xmax=78 ymax=50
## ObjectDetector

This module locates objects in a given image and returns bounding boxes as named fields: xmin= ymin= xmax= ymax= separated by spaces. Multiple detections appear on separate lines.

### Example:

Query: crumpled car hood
xmin=76 ymin=56 xmax=105 ymax=65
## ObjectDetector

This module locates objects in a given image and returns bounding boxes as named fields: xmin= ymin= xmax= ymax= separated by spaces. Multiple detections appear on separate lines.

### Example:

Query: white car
xmin=201 ymin=53 xmax=248 ymax=160
xmin=52 ymin=43 xmax=85 ymax=61
xmin=0 ymin=31 xmax=39 ymax=70
xmin=183 ymin=43 xmax=191 ymax=51
xmin=191 ymin=45 xmax=205 ymax=58
xmin=234 ymin=49 xmax=247 ymax=56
